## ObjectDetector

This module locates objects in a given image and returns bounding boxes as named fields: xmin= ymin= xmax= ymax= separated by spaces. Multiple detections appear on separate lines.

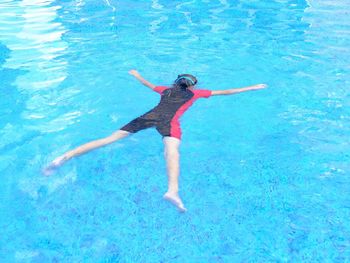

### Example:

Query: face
xmin=176 ymin=74 xmax=197 ymax=88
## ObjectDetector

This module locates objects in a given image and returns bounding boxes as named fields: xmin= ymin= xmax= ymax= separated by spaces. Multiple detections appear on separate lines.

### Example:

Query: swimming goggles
xmin=175 ymin=75 xmax=196 ymax=86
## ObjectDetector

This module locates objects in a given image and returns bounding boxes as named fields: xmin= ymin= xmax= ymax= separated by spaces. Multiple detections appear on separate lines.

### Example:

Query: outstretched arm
xmin=129 ymin=69 xmax=156 ymax=90
xmin=211 ymin=84 xmax=267 ymax=96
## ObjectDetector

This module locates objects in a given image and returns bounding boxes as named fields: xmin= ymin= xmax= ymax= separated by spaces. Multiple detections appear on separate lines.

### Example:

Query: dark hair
xmin=173 ymin=74 xmax=197 ymax=90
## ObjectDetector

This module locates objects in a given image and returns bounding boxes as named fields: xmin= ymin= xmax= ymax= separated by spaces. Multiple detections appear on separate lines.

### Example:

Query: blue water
xmin=1 ymin=0 xmax=350 ymax=261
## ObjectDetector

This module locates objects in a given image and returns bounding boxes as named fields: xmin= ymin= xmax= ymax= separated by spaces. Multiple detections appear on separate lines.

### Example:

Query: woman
xmin=44 ymin=70 xmax=267 ymax=212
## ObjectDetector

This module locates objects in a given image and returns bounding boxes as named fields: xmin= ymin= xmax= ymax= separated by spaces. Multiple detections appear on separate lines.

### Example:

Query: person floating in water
xmin=44 ymin=70 xmax=267 ymax=212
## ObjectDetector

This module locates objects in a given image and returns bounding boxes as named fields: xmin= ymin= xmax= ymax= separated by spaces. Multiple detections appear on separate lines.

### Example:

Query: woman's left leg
xmin=162 ymin=136 xmax=187 ymax=212
xmin=43 ymin=130 xmax=130 ymax=175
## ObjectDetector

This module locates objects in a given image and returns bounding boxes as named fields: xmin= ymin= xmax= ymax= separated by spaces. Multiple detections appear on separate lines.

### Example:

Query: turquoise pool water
xmin=1 ymin=0 xmax=350 ymax=261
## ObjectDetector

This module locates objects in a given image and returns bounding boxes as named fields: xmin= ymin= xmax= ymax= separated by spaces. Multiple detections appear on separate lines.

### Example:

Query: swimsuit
xmin=120 ymin=86 xmax=212 ymax=139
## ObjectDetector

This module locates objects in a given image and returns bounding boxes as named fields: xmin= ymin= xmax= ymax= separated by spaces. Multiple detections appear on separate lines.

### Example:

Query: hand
xmin=251 ymin=84 xmax=268 ymax=90
xmin=128 ymin=69 xmax=140 ymax=77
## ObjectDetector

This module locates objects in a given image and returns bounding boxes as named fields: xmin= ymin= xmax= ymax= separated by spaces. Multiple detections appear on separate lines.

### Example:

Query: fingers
xmin=128 ymin=69 xmax=139 ymax=76
xmin=252 ymin=84 xmax=268 ymax=90
xmin=257 ymin=84 xmax=268 ymax=89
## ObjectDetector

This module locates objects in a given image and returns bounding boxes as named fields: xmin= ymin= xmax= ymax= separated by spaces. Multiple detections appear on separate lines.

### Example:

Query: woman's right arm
xmin=211 ymin=84 xmax=267 ymax=96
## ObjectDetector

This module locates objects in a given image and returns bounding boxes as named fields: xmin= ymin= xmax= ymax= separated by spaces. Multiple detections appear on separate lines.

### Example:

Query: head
xmin=173 ymin=74 xmax=197 ymax=90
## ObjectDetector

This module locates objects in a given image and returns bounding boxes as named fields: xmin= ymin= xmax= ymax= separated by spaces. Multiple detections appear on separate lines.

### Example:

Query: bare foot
xmin=42 ymin=155 xmax=68 ymax=176
xmin=163 ymin=192 xmax=187 ymax=212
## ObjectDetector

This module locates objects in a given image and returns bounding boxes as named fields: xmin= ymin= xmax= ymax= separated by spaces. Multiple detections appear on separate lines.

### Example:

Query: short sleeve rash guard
xmin=192 ymin=89 xmax=212 ymax=98
xmin=153 ymin=86 xmax=168 ymax=94
xmin=121 ymin=86 xmax=212 ymax=139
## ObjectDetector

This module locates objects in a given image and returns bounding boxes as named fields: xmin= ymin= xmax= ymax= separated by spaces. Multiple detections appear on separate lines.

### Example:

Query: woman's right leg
xmin=162 ymin=136 xmax=187 ymax=212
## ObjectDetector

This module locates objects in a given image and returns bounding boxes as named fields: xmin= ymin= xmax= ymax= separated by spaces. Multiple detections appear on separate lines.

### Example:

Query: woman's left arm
xmin=129 ymin=69 xmax=156 ymax=90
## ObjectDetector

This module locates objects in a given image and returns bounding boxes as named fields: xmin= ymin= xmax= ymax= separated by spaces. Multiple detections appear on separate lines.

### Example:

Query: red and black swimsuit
xmin=120 ymin=86 xmax=212 ymax=139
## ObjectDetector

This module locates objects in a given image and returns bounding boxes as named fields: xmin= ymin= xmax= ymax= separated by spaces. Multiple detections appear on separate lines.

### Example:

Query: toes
xmin=163 ymin=193 xmax=187 ymax=212
xmin=178 ymin=204 xmax=187 ymax=212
